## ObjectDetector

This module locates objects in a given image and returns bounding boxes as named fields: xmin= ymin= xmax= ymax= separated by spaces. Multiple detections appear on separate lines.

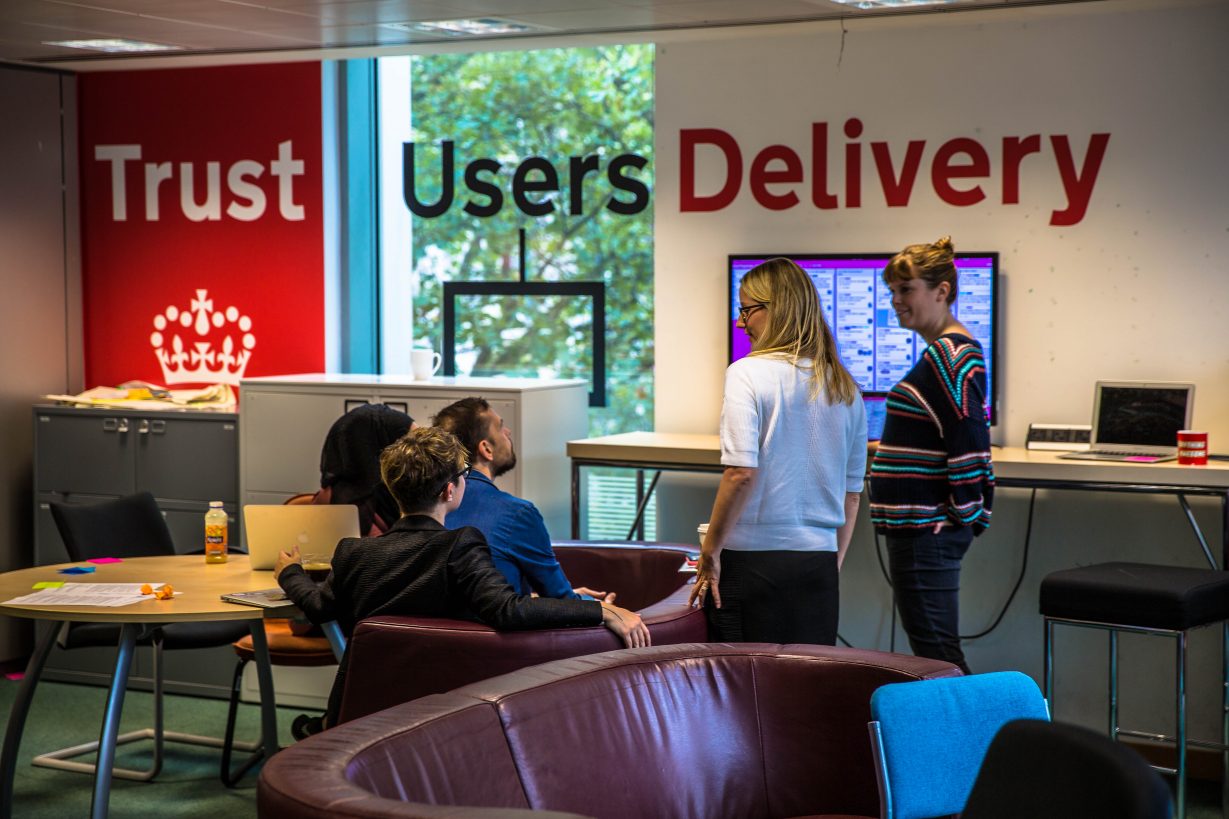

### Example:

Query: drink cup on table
xmin=1177 ymin=430 xmax=1208 ymax=465
xmin=302 ymin=554 xmax=332 ymax=582
xmin=411 ymin=348 xmax=441 ymax=380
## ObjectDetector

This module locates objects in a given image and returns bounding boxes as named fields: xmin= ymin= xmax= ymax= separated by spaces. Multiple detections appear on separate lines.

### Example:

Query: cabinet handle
xmin=103 ymin=418 xmax=118 ymax=432
xmin=137 ymin=420 xmax=150 ymax=434
xmin=151 ymin=420 xmax=166 ymax=434
xmin=117 ymin=419 xmax=129 ymax=434
xmin=344 ymin=399 xmax=370 ymax=414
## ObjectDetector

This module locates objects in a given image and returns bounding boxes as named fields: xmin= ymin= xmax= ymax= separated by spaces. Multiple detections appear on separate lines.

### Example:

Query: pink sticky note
xmin=87 ymin=558 xmax=123 ymax=564
xmin=5 ymin=673 xmax=23 ymax=681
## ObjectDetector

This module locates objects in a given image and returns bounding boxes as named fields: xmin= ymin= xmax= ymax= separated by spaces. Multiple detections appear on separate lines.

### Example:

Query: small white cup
xmin=410 ymin=349 xmax=441 ymax=380
xmin=697 ymin=522 xmax=709 ymax=549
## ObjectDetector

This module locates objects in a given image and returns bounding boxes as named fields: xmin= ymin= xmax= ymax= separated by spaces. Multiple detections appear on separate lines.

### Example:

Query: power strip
xmin=1026 ymin=423 xmax=1092 ymax=451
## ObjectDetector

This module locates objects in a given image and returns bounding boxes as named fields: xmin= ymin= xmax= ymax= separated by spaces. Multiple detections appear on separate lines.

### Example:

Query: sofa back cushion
xmin=492 ymin=651 xmax=767 ymax=819
xmin=553 ymin=543 xmax=691 ymax=612
xmin=345 ymin=698 xmax=531 ymax=810
xmin=754 ymin=652 xmax=920 ymax=818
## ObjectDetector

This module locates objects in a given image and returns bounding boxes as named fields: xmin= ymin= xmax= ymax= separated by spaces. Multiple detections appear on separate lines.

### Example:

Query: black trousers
xmin=886 ymin=527 xmax=974 ymax=675
xmin=705 ymin=549 xmax=839 ymax=645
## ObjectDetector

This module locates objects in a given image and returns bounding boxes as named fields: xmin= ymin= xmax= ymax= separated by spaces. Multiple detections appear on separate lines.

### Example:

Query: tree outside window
xmin=384 ymin=45 xmax=654 ymax=436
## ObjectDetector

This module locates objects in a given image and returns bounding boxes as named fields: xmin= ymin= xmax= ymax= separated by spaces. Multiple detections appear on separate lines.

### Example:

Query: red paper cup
xmin=1177 ymin=430 xmax=1208 ymax=465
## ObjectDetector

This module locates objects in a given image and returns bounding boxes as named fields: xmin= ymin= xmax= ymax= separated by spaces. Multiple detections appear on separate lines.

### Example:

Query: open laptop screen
xmin=1095 ymin=385 xmax=1191 ymax=448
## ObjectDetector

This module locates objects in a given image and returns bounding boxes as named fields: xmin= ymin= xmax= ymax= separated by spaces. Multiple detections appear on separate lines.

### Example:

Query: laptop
xmin=1058 ymin=381 xmax=1195 ymax=463
xmin=242 ymin=504 xmax=360 ymax=571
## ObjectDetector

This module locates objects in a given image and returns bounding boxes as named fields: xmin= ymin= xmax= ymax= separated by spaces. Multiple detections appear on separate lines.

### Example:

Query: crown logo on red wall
xmin=150 ymin=290 xmax=254 ymax=385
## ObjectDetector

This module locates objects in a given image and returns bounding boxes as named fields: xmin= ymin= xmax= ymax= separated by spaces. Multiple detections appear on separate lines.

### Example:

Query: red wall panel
xmin=78 ymin=62 xmax=324 ymax=388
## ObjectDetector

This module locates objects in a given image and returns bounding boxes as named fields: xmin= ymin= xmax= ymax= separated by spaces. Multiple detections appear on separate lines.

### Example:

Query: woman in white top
xmin=690 ymin=257 xmax=867 ymax=644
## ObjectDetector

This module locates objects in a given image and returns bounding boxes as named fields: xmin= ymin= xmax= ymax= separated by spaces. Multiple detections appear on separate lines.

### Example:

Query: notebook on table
xmin=1058 ymin=381 xmax=1194 ymax=463
xmin=242 ymin=504 xmax=361 ymax=571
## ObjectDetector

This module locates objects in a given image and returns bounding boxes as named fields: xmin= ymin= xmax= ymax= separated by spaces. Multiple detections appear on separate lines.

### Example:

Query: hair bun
xmin=934 ymin=235 xmax=955 ymax=252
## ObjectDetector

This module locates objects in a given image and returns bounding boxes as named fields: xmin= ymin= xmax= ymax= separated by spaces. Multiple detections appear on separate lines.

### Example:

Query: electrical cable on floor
xmin=871 ymin=487 xmax=1037 ymax=644
xmin=958 ymin=488 xmax=1036 ymax=640
xmin=872 ymin=526 xmax=897 ymax=654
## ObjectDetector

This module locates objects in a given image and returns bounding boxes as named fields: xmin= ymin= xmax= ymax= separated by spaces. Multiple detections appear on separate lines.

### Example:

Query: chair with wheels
xmin=1040 ymin=561 xmax=1229 ymax=819
xmin=43 ymin=491 xmax=253 ymax=781
xmin=962 ymin=718 xmax=1172 ymax=819
xmin=867 ymin=670 xmax=1050 ymax=819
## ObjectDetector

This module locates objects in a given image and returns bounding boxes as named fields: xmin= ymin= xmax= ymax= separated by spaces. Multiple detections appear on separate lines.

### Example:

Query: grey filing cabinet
xmin=239 ymin=374 xmax=589 ymax=545
xmin=32 ymin=404 xmax=240 ymax=696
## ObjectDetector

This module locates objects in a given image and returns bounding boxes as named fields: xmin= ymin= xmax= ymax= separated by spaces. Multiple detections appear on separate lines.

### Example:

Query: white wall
xmin=655 ymin=0 xmax=1229 ymax=444
xmin=0 ymin=65 xmax=82 ymax=661
xmin=650 ymin=0 xmax=1229 ymax=742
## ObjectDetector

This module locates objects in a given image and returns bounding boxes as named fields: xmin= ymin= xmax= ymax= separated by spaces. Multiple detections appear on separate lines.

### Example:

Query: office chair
xmin=962 ymin=718 xmax=1172 ymax=819
xmin=44 ymin=492 xmax=254 ymax=781
xmin=867 ymin=670 xmax=1050 ymax=819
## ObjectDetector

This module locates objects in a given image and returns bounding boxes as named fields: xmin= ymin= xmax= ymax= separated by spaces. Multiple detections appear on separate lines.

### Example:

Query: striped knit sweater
xmin=869 ymin=333 xmax=995 ymax=536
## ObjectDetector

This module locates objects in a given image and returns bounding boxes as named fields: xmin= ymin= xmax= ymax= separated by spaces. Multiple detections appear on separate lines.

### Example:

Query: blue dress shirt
xmin=445 ymin=470 xmax=579 ymax=599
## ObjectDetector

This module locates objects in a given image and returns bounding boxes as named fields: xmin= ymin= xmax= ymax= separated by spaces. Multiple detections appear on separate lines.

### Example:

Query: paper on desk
xmin=3 ymin=583 xmax=173 ymax=608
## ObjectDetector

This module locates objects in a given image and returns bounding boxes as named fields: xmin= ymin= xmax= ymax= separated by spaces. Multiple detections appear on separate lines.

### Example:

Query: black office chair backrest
xmin=50 ymin=492 xmax=177 ymax=562
xmin=962 ymin=718 xmax=1172 ymax=819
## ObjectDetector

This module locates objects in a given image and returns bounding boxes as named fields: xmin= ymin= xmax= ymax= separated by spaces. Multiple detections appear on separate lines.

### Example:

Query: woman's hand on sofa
xmin=601 ymin=602 xmax=651 ymax=648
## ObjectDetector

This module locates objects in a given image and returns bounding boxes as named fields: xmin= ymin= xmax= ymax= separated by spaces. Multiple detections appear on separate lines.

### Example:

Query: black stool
xmin=1040 ymin=561 xmax=1229 ymax=819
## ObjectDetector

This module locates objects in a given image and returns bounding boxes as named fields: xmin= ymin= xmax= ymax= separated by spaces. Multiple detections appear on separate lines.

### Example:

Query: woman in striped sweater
xmin=868 ymin=237 xmax=994 ymax=674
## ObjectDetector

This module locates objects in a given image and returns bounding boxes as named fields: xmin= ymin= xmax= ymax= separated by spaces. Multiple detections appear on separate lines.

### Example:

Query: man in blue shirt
xmin=435 ymin=397 xmax=612 ymax=602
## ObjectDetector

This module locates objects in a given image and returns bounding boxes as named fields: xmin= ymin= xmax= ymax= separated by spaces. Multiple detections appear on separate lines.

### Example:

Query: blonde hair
xmin=882 ymin=236 xmax=958 ymax=305
xmin=740 ymin=257 xmax=860 ymax=405
xmin=379 ymin=427 xmax=468 ymax=515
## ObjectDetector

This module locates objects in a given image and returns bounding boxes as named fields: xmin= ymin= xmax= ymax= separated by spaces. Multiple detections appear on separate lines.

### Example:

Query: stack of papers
xmin=44 ymin=381 xmax=236 ymax=412
xmin=4 ymin=583 xmax=173 ymax=608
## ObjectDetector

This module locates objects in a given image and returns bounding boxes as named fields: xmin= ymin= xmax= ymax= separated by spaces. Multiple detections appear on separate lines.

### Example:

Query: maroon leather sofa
xmin=260 ymin=643 xmax=960 ymax=819
xmin=337 ymin=541 xmax=706 ymax=723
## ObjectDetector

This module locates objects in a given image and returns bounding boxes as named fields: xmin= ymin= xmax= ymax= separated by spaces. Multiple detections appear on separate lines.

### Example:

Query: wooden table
xmin=0 ymin=555 xmax=293 ymax=819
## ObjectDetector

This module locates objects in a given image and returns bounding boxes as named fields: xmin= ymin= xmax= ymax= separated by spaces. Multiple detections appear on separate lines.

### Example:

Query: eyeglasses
xmin=736 ymin=302 xmax=768 ymax=322
xmin=437 ymin=465 xmax=470 ymax=498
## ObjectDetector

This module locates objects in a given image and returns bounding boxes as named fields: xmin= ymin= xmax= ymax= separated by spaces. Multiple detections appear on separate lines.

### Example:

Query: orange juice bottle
xmin=204 ymin=502 xmax=228 ymax=564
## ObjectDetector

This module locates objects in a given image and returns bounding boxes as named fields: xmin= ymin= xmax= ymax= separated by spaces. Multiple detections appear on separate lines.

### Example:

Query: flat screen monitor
xmin=728 ymin=253 xmax=998 ymax=426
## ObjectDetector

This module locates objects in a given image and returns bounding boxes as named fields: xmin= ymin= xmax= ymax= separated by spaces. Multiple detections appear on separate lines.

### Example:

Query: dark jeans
xmin=705 ymin=549 xmax=839 ymax=645
xmin=886 ymin=528 xmax=974 ymax=675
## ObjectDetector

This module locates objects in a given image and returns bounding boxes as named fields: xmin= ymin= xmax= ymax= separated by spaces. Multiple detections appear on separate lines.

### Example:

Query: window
xmin=376 ymin=45 xmax=655 ymax=436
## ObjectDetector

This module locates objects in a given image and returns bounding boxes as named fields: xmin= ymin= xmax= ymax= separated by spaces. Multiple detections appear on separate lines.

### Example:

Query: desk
xmin=568 ymin=433 xmax=721 ymax=538
xmin=0 ymin=555 xmax=292 ymax=819
xmin=568 ymin=435 xmax=1229 ymax=565
xmin=992 ymin=447 xmax=1229 ymax=568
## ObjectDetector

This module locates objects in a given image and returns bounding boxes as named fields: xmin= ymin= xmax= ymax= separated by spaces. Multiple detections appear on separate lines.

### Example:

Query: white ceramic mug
xmin=410 ymin=348 xmax=441 ymax=380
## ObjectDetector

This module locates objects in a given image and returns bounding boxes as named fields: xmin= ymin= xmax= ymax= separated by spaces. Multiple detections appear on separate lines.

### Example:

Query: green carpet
xmin=0 ymin=677 xmax=315 ymax=818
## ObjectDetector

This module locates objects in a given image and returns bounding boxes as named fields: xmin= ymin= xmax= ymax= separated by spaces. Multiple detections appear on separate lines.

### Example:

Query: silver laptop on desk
xmin=242 ymin=505 xmax=360 ymax=571
xmin=1058 ymin=381 xmax=1194 ymax=463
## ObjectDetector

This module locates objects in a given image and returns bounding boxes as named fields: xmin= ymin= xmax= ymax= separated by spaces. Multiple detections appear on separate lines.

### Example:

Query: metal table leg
xmin=91 ymin=622 xmax=138 ymax=819
xmin=248 ymin=620 xmax=279 ymax=757
xmin=571 ymin=460 xmax=582 ymax=539
xmin=0 ymin=620 xmax=59 ymax=819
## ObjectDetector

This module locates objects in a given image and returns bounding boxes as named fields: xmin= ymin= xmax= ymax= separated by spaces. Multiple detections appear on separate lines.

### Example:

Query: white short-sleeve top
xmin=720 ymin=354 xmax=868 ymax=552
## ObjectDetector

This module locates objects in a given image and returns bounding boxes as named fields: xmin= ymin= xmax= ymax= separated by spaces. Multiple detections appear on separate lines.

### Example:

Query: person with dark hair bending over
xmin=690 ymin=257 xmax=867 ymax=645
xmin=276 ymin=427 xmax=650 ymax=729
xmin=869 ymin=236 xmax=994 ymax=675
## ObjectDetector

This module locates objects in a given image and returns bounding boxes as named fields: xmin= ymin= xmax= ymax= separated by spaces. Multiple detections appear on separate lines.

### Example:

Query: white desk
xmin=992 ymin=446 xmax=1229 ymax=568
xmin=568 ymin=435 xmax=1229 ymax=565
xmin=0 ymin=555 xmax=292 ymax=819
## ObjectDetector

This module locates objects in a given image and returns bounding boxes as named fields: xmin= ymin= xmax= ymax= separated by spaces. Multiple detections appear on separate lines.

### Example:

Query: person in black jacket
xmin=276 ymin=426 xmax=649 ymax=730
